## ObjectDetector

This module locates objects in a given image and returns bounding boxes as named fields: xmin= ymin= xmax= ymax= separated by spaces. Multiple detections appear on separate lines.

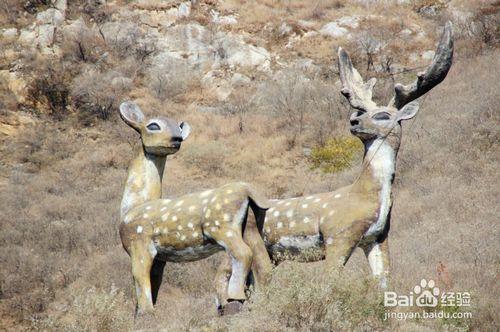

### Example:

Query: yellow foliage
xmin=310 ymin=136 xmax=362 ymax=173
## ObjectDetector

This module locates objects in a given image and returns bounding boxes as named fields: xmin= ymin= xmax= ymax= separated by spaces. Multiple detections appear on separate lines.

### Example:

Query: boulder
xmin=320 ymin=22 xmax=348 ymax=38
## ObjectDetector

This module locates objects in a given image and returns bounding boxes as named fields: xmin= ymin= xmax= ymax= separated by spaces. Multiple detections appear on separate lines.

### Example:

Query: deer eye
xmin=147 ymin=123 xmax=161 ymax=131
xmin=372 ymin=112 xmax=391 ymax=120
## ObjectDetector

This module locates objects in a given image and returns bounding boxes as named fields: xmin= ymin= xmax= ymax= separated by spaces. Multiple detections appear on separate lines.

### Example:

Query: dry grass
xmin=0 ymin=1 xmax=499 ymax=331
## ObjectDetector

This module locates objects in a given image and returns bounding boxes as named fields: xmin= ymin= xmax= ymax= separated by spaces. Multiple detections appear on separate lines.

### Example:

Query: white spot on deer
xmin=215 ymin=220 xmax=220 ymax=226
xmin=277 ymin=222 xmax=283 ymax=229
xmin=273 ymin=211 xmax=280 ymax=217
xmin=286 ymin=209 xmax=294 ymax=218
xmin=303 ymin=217 xmax=310 ymax=223
xmin=223 ymin=214 xmax=231 ymax=222
xmin=205 ymin=209 xmax=211 ymax=218
xmin=334 ymin=194 xmax=341 ymax=198
xmin=187 ymin=222 xmax=194 ymax=229
xmin=175 ymin=200 xmax=184 ymax=207
xmin=148 ymin=241 xmax=157 ymax=257
xmin=180 ymin=235 xmax=186 ymax=241
xmin=177 ymin=225 xmax=183 ymax=231
xmin=302 ymin=204 xmax=308 ymax=209
xmin=200 ymin=190 xmax=213 ymax=197
xmin=226 ymin=231 xmax=233 ymax=237
xmin=188 ymin=205 xmax=196 ymax=212
xmin=289 ymin=221 xmax=296 ymax=228
xmin=172 ymin=215 xmax=178 ymax=222
xmin=192 ymin=232 xmax=199 ymax=238
xmin=136 ymin=226 xmax=143 ymax=233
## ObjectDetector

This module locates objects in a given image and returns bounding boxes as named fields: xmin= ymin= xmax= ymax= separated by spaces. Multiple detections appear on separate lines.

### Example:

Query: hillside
xmin=0 ymin=0 xmax=499 ymax=330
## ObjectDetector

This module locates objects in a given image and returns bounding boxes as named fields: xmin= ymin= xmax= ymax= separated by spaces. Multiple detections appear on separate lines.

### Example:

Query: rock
xmin=201 ymin=70 xmax=233 ymax=101
xmin=211 ymin=10 xmax=238 ymax=25
xmin=231 ymin=73 xmax=251 ymax=87
xmin=178 ymin=2 xmax=191 ymax=17
xmin=422 ymin=50 xmax=435 ymax=60
xmin=2 ymin=28 xmax=18 ymax=41
xmin=320 ymin=22 xmax=348 ymax=38
xmin=36 ymin=8 xmax=65 ymax=26
xmin=218 ymin=34 xmax=271 ymax=71
xmin=399 ymin=28 xmax=413 ymax=37
xmin=18 ymin=29 xmax=37 ymax=46
xmin=337 ymin=15 xmax=360 ymax=29
xmin=0 ymin=71 xmax=27 ymax=103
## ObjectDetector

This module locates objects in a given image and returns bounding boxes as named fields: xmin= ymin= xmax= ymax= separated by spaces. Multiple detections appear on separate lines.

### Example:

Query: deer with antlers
xmin=215 ymin=22 xmax=454 ymax=306
xmin=117 ymin=102 xmax=272 ymax=316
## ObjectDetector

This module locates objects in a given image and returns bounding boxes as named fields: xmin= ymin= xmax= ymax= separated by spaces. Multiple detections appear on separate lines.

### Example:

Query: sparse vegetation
xmin=0 ymin=0 xmax=498 ymax=331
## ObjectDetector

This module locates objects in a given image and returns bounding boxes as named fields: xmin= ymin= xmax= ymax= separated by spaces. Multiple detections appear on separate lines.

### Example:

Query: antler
xmin=390 ymin=22 xmax=454 ymax=109
xmin=338 ymin=47 xmax=378 ymax=112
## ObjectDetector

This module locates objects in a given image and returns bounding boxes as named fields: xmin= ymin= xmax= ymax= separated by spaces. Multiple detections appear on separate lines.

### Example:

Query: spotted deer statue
xmin=215 ymin=22 xmax=453 ymax=305
xmin=117 ymin=102 xmax=272 ymax=316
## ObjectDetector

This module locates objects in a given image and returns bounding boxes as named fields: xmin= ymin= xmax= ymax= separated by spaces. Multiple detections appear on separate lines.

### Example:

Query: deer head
xmin=119 ymin=101 xmax=191 ymax=156
xmin=338 ymin=22 xmax=453 ymax=144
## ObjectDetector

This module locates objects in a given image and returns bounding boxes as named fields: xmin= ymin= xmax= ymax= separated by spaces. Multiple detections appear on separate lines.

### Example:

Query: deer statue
xmin=215 ymin=22 xmax=453 ymax=306
xmin=117 ymin=102 xmax=272 ymax=316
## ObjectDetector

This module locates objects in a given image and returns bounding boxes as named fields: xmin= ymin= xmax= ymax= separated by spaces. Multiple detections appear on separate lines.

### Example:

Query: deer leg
xmin=243 ymin=208 xmax=272 ymax=288
xmin=324 ymin=219 xmax=371 ymax=270
xmin=362 ymin=238 xmax=390 ymax=288
xmin=130 ymin=241 xmax=154 ymax=316
xmin=214 ymin=255 xmax=232 ymax=312
xmin=150 ymin=258 xmax=166 ymax=304
xmin=211 ymin=228 xmax=253 ymax=301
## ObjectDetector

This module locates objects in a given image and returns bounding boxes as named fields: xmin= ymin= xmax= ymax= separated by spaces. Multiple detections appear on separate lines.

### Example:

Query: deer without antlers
xmin=117 ymin=102 xmax=272 ymax=316
xmin=216 ymin=22 xmax=454 ymax=305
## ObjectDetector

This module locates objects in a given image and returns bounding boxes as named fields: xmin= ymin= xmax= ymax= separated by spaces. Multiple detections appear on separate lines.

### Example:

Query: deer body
xmin=263 ymin=137 xmax=396 ymax=264
xmin=117 ymin=102 xmax=272 ymax=316
xmin=216 ymin=22 xmax=453 ymax=304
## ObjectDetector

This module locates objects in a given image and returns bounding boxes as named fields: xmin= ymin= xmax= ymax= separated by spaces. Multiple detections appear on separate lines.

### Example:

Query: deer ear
xmin=119 ymin=102 xmax=144 ymax=131
xmin=396 ymin=101 xmax=420 ymax=121
xmin=179 ymin=122 xmax=191 ymax=140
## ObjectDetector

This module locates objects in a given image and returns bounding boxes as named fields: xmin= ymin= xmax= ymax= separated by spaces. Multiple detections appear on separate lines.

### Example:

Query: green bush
xmin=310 ymin=136 xmax=362 ymax=173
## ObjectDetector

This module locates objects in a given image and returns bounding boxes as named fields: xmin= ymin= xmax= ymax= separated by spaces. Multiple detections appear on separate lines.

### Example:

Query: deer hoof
xmin=220 ymin=300 xmax=243 ymax=316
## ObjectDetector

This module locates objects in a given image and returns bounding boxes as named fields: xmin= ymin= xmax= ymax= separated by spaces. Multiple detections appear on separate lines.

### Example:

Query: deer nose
xmin=171 ymin=136 xmax=182 ymax=148
xmin=350 ymin=119 xmax=359 ymax=126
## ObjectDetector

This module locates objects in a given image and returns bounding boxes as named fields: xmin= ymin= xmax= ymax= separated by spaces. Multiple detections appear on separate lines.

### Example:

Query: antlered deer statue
xmin=215 ymin=22 xmax=454 ymax=307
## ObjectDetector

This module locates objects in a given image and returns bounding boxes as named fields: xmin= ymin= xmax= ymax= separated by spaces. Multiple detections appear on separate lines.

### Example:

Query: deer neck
xmin=120 ymin=146 xmax=166 ymax=219
xmin=354 ymin=137 xmax=400 ymax=218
